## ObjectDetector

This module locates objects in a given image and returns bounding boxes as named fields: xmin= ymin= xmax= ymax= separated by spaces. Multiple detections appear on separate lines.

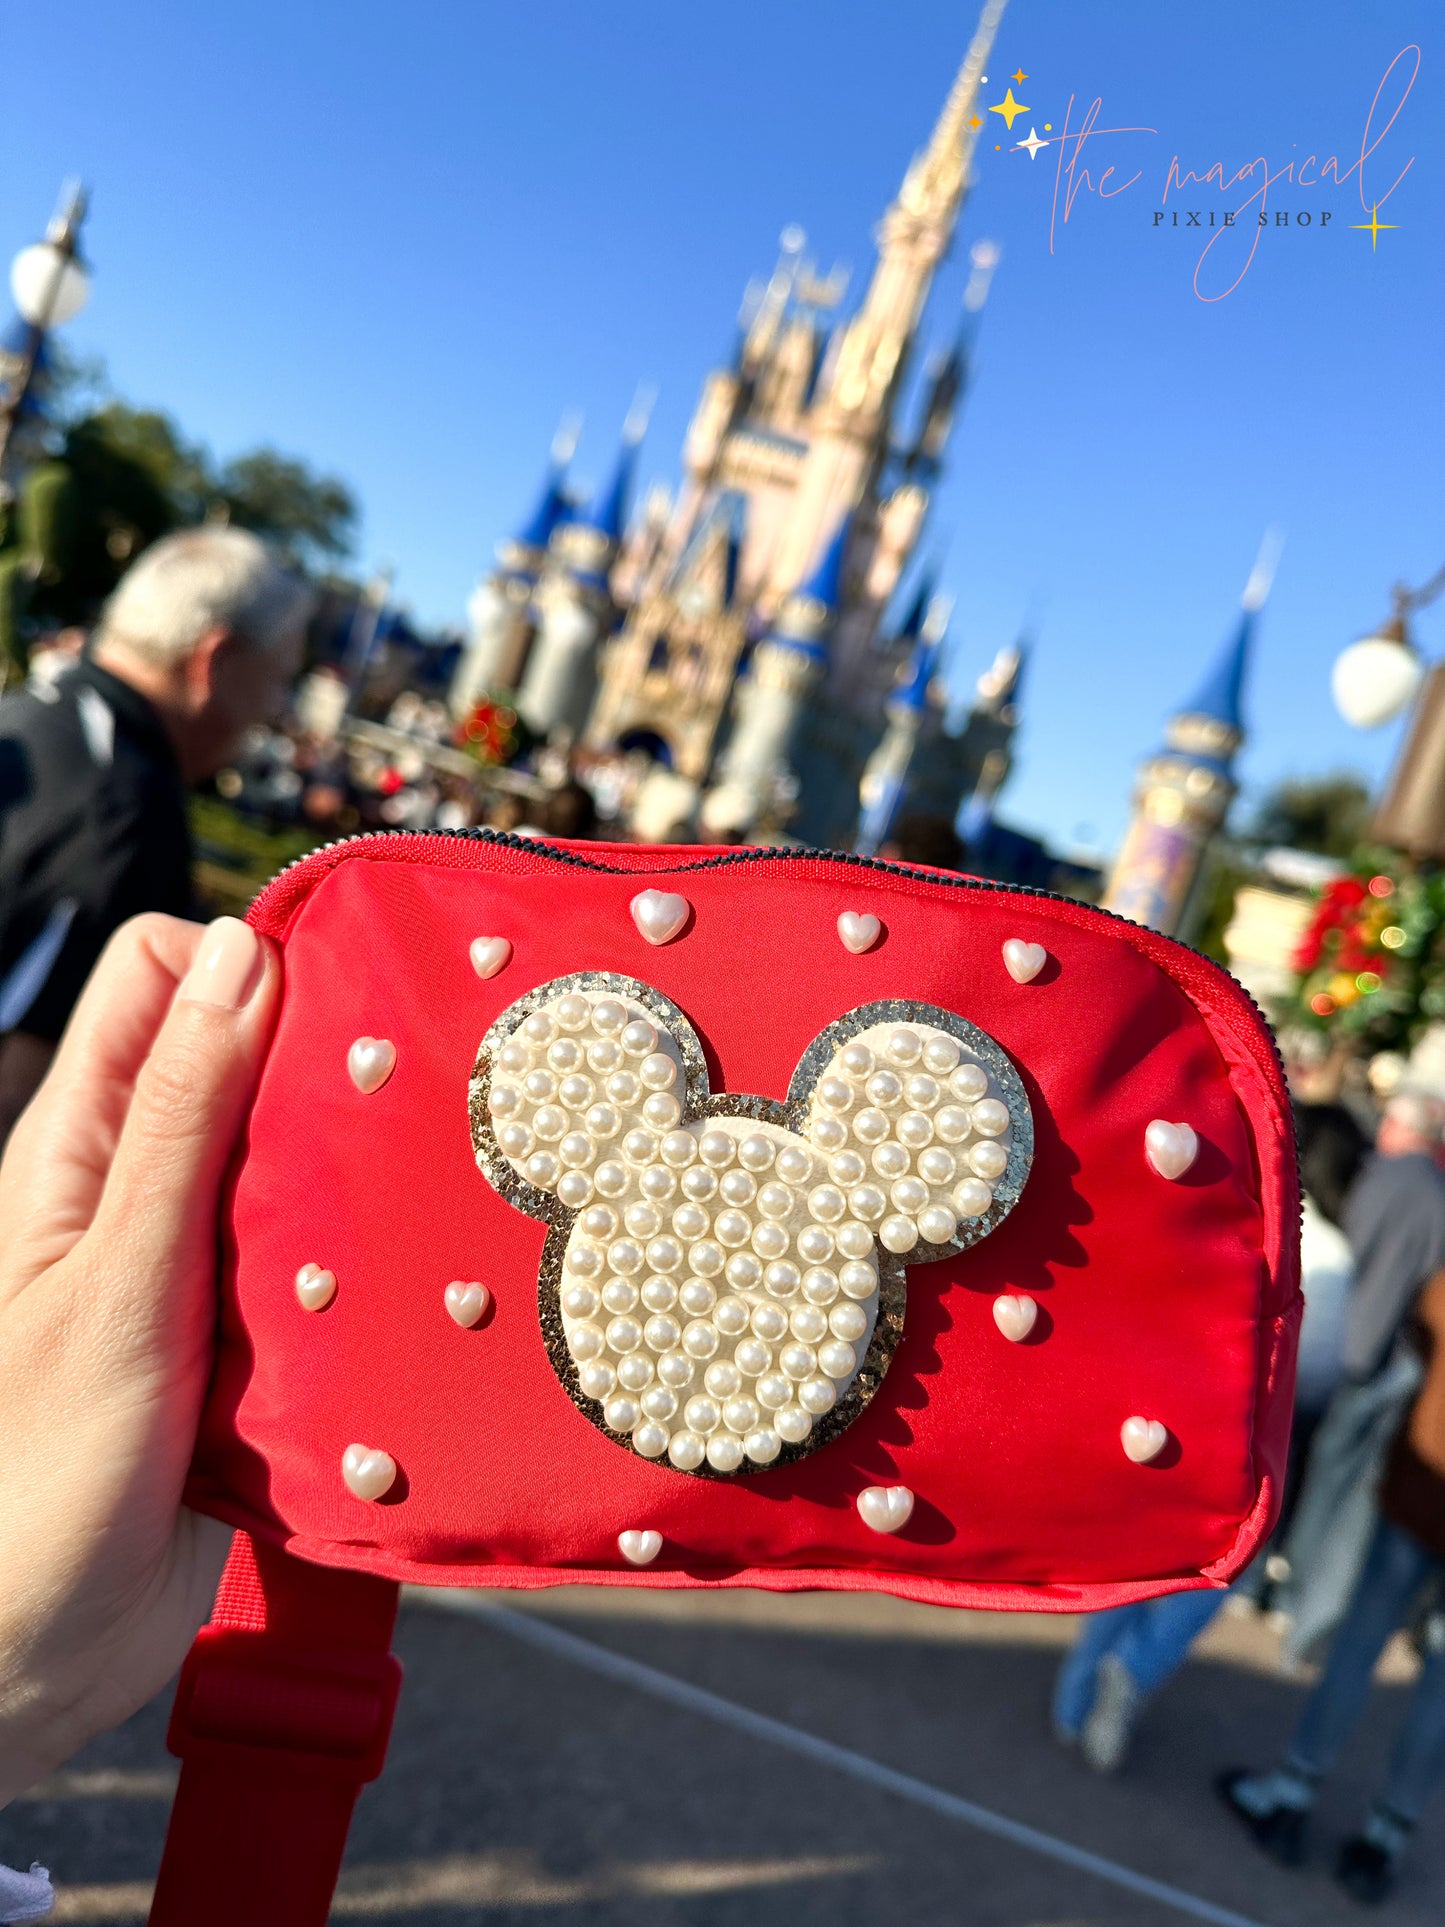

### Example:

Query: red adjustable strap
xmin=149 ymin=1533 xmax=402 ymax=1927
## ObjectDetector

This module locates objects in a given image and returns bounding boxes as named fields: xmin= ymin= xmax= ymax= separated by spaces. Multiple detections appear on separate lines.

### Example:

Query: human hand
xmin=0 ymin=914 xmax=280 ymax=1804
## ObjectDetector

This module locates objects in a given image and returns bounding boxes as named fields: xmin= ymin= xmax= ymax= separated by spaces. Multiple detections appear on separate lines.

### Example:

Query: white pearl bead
xmin=706 ymin=1432 xmax=745 ymax=1472
xmin=904 ymin=1074 xmax=940 ymax=1110
xmin=606 ymin=1070 xmax=640 ymax=1105
xmin=559 ymin=1132 xmax=596 ymax=1169
xmin=601 ymin=1279 xmax=639 ymax=1314
xmin=548 ymin=1036 xmax=584 ymax=1072
xmin=755 ymin=1372 xmax=791 ymax=1410
xmin=591 ymin=1000 xmax=627 ymax=1034
xmin=806 ymin=1184 xmax=847 ymax=1223
xmin=720 ymin=1168 xmax=756 ymax=1205
xmin=699 ymin=1130 xmax=735 ymax=1168
xmin=848 ymin=1183 xmax=888 ymax=1223
xmin=641 ymin=1277 xmax=677 ymax=1312
xmin=594 ymin=1161 xmax=628 ymax=1197
xmin=584 ymin=1102 xmax=620 ymax=1139
xmin=796 ymin=1223 xmax=835 ymax=1264
xmin=790 ymin=1304 xmax=828 ymax=1343
xmin=775 ymin=1144 xmax=812 ymax=1184
xmin=890 ymin=1176 xmax=929 ymax=1215
xmin=557 ymin=1072 xmax=593 ymax=1108
xmin=972 ymin=1099 xmax=1010 ymax=1138
xmin=672 ymin=1203 xmax=709 ymax=1241
xmin=817 ymin=1076 xmax=853 ymax=1113
xmin=640 ymin=1052 xmax=678 ymax=1092
xmin=866 ymin=1070 xmax=903 ymax=1107
xmin=779 ymin=1341 xmax=816 ymax=1380
xmin=661 ymin=1129 xmax=697 ymax=1168
xmin=641 ymin=1386 xmax=678 ymax=1420
xmin=829 ymin=1150 xmax=867 ymax=1186
xmin=668 ymin=1430 xmax=706 ymax=1470
xmin=681 ymin=1166 xmax=718 ymax=1201
xmin=751 ymin=1221 xmax=790 ymax=1260
xmin=886 ymin=1028 xmax=922 ymax=1066
xmin=705 ymin=1359 xmax=743 ymax=1398
xmin=969 ymin=1139 xmax=1009 ymax=1179
xmin=880 ymin=1215 xmax=918 ymax=1254
xmin=802 ymin=1267 xmax=840 ymax=1305
xmin=837 ymin=1260 xmax=877 ymax=1299
xmin=738 ymin=1135 xmax=776 ymax=1172
xmin=625 ymin=1199 xmax=662 ymax=1238
xmin=633 ymin=1421 xmax=670 ymax=1459
xmin=555 ymin=993 xmax=590 ymax=1032
xmin=678 ymin=1279 xmax=717 ymax=1315
xmin=917 ymin=1204 xmax=959 ymax=1245
xmin=521 ymin=1011 xmax=554 ymax=1044
xmin=532 ymin=1105 xmax=568 ymax=1142
xmin=818 ymin=1338 xmax=858 ymax=1378
xmin=684 ymin=1394 xmax=721 ymax=1434
xmin=644 ymin=1314 xmax=681 ymax=1352
xmin=834 ymin=1220 xmax=874 ymax=1261
xmin=725 ymin=1251 xmax=762 ymax=1291
xmin=568 ymin=1241 xmax=604 ymax=1278
xmin=950 ymin=1063 xmax=989 ymax=1102
xmin=829 ymin=1300 xmax=869 ymax=1342
xmin=498 ymin=1122 xmax=534 ymax=1159
xmin=563 ymin=1283 xmax=600 ymax=1318
xmin=810 ymin=1115 xmax=847 ymax=1151
xmin=658 ymin=1350 xmax=696 ymax=1389
xmin=934 ymin=1105 xmax=972 ymax=1144
xmin=618 ymin=1352 xmax=654 ymax=1391
xmin=498 ymin=1039 xmax=529 ymax=1073
xmin=578 ymin=1360 xmax=616 ymax=1399
xmin=923 ymin=1034 xmax=961 ymax=1073
xmin=588 ymin=1039 xmax=623 ymax=1073
xmin=764 ymin=1260 xmax=801 ymax=1297
xmin=756 ymin=1182 xmax=793 ymax=1221
xmin=839 ymin=1043 xmax=873 ymax=1077
xmin=581 ymin=1204 xmax=618 ymax=1239
xmin=526 ymin=1151 xmax=560 ymax=1189
xmin=556 ymin=1169 xmax=593 ymax=1208
xmin=799 ymin=1375 xmax=837 ymax=1415
xmin=490 ymin=1083 xmax=522 ymax=1118
xmin=751 ymin=1302 xmax=788 ymax=1342
xmin=620 ymin=1019 xmax=657 ymax=1057
xmin=682 ymin=1320 xmax=720 ymax=1360
xmin=642 ymin=1093 xmax=682 ymax=1130
xmin=735 ymin=1338 xmax=773 ymax=1376
xmin=647 ymin=1236 xmax=685 ymax=1275
xmin=523 ymin=1067 xmax=558 ymax=1102
xmin=871 ymin=1142 xmax=909 ymax=1180
xmin=852 ymin=1108 xmax=889 ymax=1145
xmin=918 ymin=1146 xmax=957 ymax=1185
xmin=776 ymin=1404 xmax=813 ymax=1443
xmin=688 ymin=1241 xmax=726 ymax=1278
xmin=714 ymin=1209 xmax=752 ymax=1248
xmin=640 ymin=1165 xmax=677 ymax=1201
xmin=603 ymin=1394 xmax=640 ymax=1432
xmin=721 ymin=1392 xmax=760 ymax=1433
xmin=607 ymin=1239 xmax=645 ymax=1277
xmin=898 ymin=1111 xmax=934 ymax=1150
xmin=745 ymin=1427 xmax=782 ymax=1463
xmin=952 ymin=1177 xmax=993 ymax=1218
xmin=606 ymin=1316 xmax=643 ymax=1353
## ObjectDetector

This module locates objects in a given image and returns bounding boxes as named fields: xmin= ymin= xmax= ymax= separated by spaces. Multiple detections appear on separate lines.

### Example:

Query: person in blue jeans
xmin=1051 ymin=1102 xmax=1367 ymax=1774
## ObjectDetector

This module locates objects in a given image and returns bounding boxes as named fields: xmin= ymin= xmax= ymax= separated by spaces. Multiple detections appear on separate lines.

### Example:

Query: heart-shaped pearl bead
xmin=618 ymin=1528 xmax=663 ymax=1566
xmin=348 ymin=1037 xmax=396 ymax=1095
xmin=1121 ymin=1416 xmax=1168 ymax=1464
xmin=1002 ymin=939 xmax=1047 ymax=984
xmin=295 ymin=1263 xmax=337 ymax=1312
xmin=341 ymin=1443 xmax=397 ymax=1501
xmin=992 ymin=1293 xmax=1037 ymax=1342
xmin=469 ymin=936 xmax=512 ymax=980
xmin=856 ymin=1484 xmax=915 ymax=1534
xmin=837 ymin=911 xmax=881 ymax=955
xmin=1145 ymin=1119 xmax=1199 ymax=1180
xmin=631 ymin=890 xmax=689 ymax=945
xmin=444 ymin=1281 xmax=489 ymax=1328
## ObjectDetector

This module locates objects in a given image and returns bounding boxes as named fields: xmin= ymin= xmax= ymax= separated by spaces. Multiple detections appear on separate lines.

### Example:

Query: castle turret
xmin=516 ymin=413 xmax=645 ymax=741
xmin=1103 ymin=536 xmax=1281 ymax=936
xmin=856 ymin=586 xmax=948 ymax=854
xmin=701 ymin=514 xmax=851 ymax=838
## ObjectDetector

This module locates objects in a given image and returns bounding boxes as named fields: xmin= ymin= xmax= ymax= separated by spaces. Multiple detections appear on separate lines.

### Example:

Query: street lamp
xmin=0 ymin=183 xmax=91 ymax=493
xmin=1332 ymin=563 xmax=1445 ymax=857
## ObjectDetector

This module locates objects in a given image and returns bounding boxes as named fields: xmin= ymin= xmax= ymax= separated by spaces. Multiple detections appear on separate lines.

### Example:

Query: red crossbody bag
xmin=147 ymin=832 xmax=1300 ymax=1924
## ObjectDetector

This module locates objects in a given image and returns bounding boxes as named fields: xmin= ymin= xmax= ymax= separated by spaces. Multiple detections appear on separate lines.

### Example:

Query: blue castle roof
xmin=766 ymin=511 xmax=854 ymax=664
xmin=512 ymin=460 xmax=572 ymax=555
xmin=896 ymin=632 xmax=941 ymax=713
xmin=894 ymin=568 xmax=937 ymax=646
xmin=578 ymin=425 xmax=643 ymax=546
xmin=1181 ymin=607 xmax=1253 ymax=734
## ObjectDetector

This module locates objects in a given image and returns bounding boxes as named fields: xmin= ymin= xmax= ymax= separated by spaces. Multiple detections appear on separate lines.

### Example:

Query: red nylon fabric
xmin=183 ymin=835 xmax=1300 ymax=1608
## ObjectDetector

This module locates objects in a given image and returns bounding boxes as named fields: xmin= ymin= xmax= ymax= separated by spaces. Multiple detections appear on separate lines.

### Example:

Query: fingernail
xmin=178 ymin=917 xmax=264 ymax=1010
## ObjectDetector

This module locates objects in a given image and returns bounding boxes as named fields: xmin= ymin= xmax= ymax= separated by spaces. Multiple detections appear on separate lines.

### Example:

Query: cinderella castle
xmin=451 ymin=0 xmax=1027 ymax=849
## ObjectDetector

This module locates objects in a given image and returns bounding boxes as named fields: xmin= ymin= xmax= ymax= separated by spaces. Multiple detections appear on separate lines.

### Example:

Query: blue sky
xmin=2 ymin=1 xmax=1440 ymax=855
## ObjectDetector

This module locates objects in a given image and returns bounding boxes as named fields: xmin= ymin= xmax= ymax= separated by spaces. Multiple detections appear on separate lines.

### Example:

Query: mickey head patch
xmin=471 ymin=974 xmax=1033 ymax=1476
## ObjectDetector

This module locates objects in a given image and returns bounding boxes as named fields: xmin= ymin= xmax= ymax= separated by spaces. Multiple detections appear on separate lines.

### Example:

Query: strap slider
xmin=168 ymin=1627 xmax=401 ymax=1784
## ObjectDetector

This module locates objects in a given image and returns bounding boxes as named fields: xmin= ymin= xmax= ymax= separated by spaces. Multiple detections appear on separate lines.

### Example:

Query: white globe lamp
xmin=1331 ymin=616 xmax=1422 ymax=729
xmin=10 ymin=242 xmax=90 ymax=328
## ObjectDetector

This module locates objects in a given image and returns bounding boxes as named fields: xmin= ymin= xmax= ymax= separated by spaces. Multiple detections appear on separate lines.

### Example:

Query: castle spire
xmin=901 ymin=0 xmax=1008 ymax=228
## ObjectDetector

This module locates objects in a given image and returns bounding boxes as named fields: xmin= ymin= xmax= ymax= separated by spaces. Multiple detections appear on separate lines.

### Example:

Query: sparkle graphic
xmin=989 ymin=87 xmax=1029 ymax=131
xmin=1012 ymin=68 xmax=1028 ymax=84
xmin=1016 ymin=127 xmax=1048 ymax=161
xmin=970 ymin=115 xmax=983 ymax=129
xmin=1351 ymin=203 xmax=1399 ymax=251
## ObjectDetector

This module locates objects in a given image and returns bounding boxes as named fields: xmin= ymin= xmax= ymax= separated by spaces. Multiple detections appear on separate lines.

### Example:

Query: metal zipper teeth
xmin=253 ymin=825 xmax=1291 ymax=1097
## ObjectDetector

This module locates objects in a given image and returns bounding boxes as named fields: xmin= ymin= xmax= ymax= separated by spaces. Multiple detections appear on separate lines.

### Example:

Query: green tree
xmin=1247 ymin=774 xmax=1373 ymax=857
xmin=214 ymin=448 xmax=356 ymax=567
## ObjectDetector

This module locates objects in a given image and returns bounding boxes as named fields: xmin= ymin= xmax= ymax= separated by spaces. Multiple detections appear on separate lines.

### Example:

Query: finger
xmin=0 ymin=916 xmax=208 ymax=1296
xmin=84 ymin=916 xmax=280 ymax=1349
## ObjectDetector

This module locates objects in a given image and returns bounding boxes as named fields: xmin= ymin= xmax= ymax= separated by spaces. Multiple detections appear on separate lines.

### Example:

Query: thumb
xmin=88 ymin=916 xmax=280 ymax=1330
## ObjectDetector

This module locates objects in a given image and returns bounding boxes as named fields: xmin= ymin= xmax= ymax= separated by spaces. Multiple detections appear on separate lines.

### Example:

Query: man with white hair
xmin=0 ymin=527 xmax=310 ymax=1144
